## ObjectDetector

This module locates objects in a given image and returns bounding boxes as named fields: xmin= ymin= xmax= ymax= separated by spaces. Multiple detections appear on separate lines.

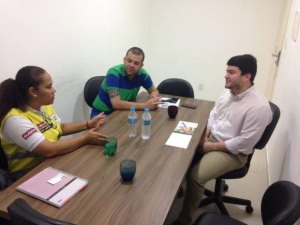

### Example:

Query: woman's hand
xmin=87 ymin=112 xmax=106 ymax=129
xmin=84 ymin=127 xmax=108 ymax=145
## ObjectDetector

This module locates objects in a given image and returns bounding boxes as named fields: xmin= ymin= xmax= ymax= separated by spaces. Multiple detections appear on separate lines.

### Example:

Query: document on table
xmin=166 ymin=121 xmax=198 ymax=149
xmin=158 ymin=97 xmax=180 ymax=108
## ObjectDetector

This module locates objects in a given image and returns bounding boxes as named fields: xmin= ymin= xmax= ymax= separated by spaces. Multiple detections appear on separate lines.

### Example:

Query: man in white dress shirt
xmin=173 ymin=54 xmax=272 ymax=225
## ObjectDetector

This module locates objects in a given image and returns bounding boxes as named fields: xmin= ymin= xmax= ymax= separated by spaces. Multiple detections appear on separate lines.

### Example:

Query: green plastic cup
xmin=104 ymin=137 xmax=118 ymax=157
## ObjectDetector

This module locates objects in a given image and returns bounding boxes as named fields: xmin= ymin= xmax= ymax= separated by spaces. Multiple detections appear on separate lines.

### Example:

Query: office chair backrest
xmin=261 ymin=181 xmax=300 ymax=225
xmin=8 ymin=198 xmax=75 ymax=225
xmin=246 ymin=102 xmax=280 ymax=172
xmin=0 ymin=141 xmax=15 ymax=190
xmin=255 ymin=102 xmax=280 ymax=149
xmin=0 ymin=141 xmax=8 ymax=170
xmin=220 ymin=102 xmax=280 ymax=180
xmin=157 ymin=78 xmax=194 ymax=98
xmin=245 ymin=102 xmax=280 ymax=172
xmin=83 ymin=76 xmax=105 ymax=108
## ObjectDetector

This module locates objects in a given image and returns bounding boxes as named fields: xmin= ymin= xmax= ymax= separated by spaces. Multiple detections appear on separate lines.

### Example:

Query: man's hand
xmin=145 ymin=96 xmax=160 ymax=110
xmin=199 ymin=128 xmax=208 ymax=146
xmin=149 ymin=88 xmax=159 ymax=98
xmin=201 ymin=141 xmax=227 ymax=153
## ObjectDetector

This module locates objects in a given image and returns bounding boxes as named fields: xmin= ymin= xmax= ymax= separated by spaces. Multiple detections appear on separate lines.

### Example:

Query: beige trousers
xmin=176 ymin=137 xmax=248 ymax=225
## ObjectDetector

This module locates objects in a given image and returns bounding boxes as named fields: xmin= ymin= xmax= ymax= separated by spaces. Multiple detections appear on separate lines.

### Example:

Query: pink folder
xmin=17 ymin=167 xmax=88 ymax=207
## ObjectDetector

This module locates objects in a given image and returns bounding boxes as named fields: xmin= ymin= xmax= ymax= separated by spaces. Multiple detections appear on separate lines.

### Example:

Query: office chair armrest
xmin=0 ymin=168 xmax=15 ymax=190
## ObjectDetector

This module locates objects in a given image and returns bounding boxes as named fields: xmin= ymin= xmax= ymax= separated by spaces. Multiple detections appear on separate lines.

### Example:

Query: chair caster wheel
xmin=221 ymin=181 xmax=229 ymax=192
xmin=246 ymin=205 xmax=253 ymax=214
xmin=223 ymin=184 xmax=229 ymax=192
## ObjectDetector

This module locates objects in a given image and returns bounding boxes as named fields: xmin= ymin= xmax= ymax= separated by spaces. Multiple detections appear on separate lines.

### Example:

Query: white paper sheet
xmin=158 ymin=98 xmax=180 ymax=108
xmin=165 ymin=121 xmax=198 ymax=149
xmin=165 ymin=132 xmax=193 ymax=149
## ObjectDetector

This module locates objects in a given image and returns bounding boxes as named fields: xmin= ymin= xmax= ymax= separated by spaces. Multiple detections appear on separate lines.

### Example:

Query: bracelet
xmin=86 ymin=120 xmax=90 ymax=129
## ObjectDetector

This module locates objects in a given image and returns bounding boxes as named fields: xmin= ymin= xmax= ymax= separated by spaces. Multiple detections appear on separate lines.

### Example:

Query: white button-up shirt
xmin=207 ymin=86 xmax=272 ymax=155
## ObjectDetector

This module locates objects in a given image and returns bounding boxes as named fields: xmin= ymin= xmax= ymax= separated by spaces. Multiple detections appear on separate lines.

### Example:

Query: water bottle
xmin=128 ymin=106 xmax=137 ymax=137
xmin=141 ymin=108 xmax=151 ymax=140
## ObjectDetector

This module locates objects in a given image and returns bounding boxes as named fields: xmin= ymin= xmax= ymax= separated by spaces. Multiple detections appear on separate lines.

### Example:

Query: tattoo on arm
xmin=108 ymin=90 xmax=120 ymax=98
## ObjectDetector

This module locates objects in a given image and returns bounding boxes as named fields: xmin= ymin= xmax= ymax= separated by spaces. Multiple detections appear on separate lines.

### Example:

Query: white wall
xmin=268 ymin=0 xmax=300 ymax=187
xmin=0 ymin=0 xmax=150 ymax=121
xmin=146 ymin=0 xmax=285 ymax=101
xmin=1 ymin=0 xmax=285 ymax=122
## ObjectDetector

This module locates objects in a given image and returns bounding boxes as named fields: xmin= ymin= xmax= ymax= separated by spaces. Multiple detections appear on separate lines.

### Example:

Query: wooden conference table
xmin=0 ymin=93 xmax=214 ymax=225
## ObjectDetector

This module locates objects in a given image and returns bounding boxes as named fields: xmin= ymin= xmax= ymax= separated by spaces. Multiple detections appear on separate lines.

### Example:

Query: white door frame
xmin=266 ymin=0 xmax=293 ymax=99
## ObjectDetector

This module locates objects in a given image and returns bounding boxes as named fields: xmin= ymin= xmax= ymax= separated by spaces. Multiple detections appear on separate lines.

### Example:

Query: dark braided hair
xmin=0 ymin=66 xmax=46 ymax=122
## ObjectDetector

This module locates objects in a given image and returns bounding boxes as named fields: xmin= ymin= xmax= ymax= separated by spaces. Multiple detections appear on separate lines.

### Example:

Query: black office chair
xmin=157 ymin=78 xmax=194 ymax=98
xmin=199 ymin=102 xmax=280 ymax=216
xmin=83 ymin=76 xmax=105 ymax=108
xmin=0 ymin=142 xmax=15 ymax=190
xmin=7 ymin=198 xmax=75 ymax=225
xmin=0 ymin=143 xmax=8 ymax=170
xmin=194 ymin=180 xmax=300 ymax=225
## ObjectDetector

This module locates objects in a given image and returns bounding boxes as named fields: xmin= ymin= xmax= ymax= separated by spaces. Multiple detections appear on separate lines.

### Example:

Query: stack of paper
xmin=166 ymin=121 xmax=198 ymax=149
xmin=158 ymin=97 xmax=180 ymax=108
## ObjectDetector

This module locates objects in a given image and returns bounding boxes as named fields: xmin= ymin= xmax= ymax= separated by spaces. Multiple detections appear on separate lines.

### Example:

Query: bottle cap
xmin=144 ymin=108 xmax=149 ymax=112
xmin=130 ymin=106 xmax=135 ymax=111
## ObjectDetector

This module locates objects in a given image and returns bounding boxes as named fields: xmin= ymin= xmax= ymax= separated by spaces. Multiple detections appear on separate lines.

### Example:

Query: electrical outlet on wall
xmin=198 ymin=83 xmax=204 ymax=91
